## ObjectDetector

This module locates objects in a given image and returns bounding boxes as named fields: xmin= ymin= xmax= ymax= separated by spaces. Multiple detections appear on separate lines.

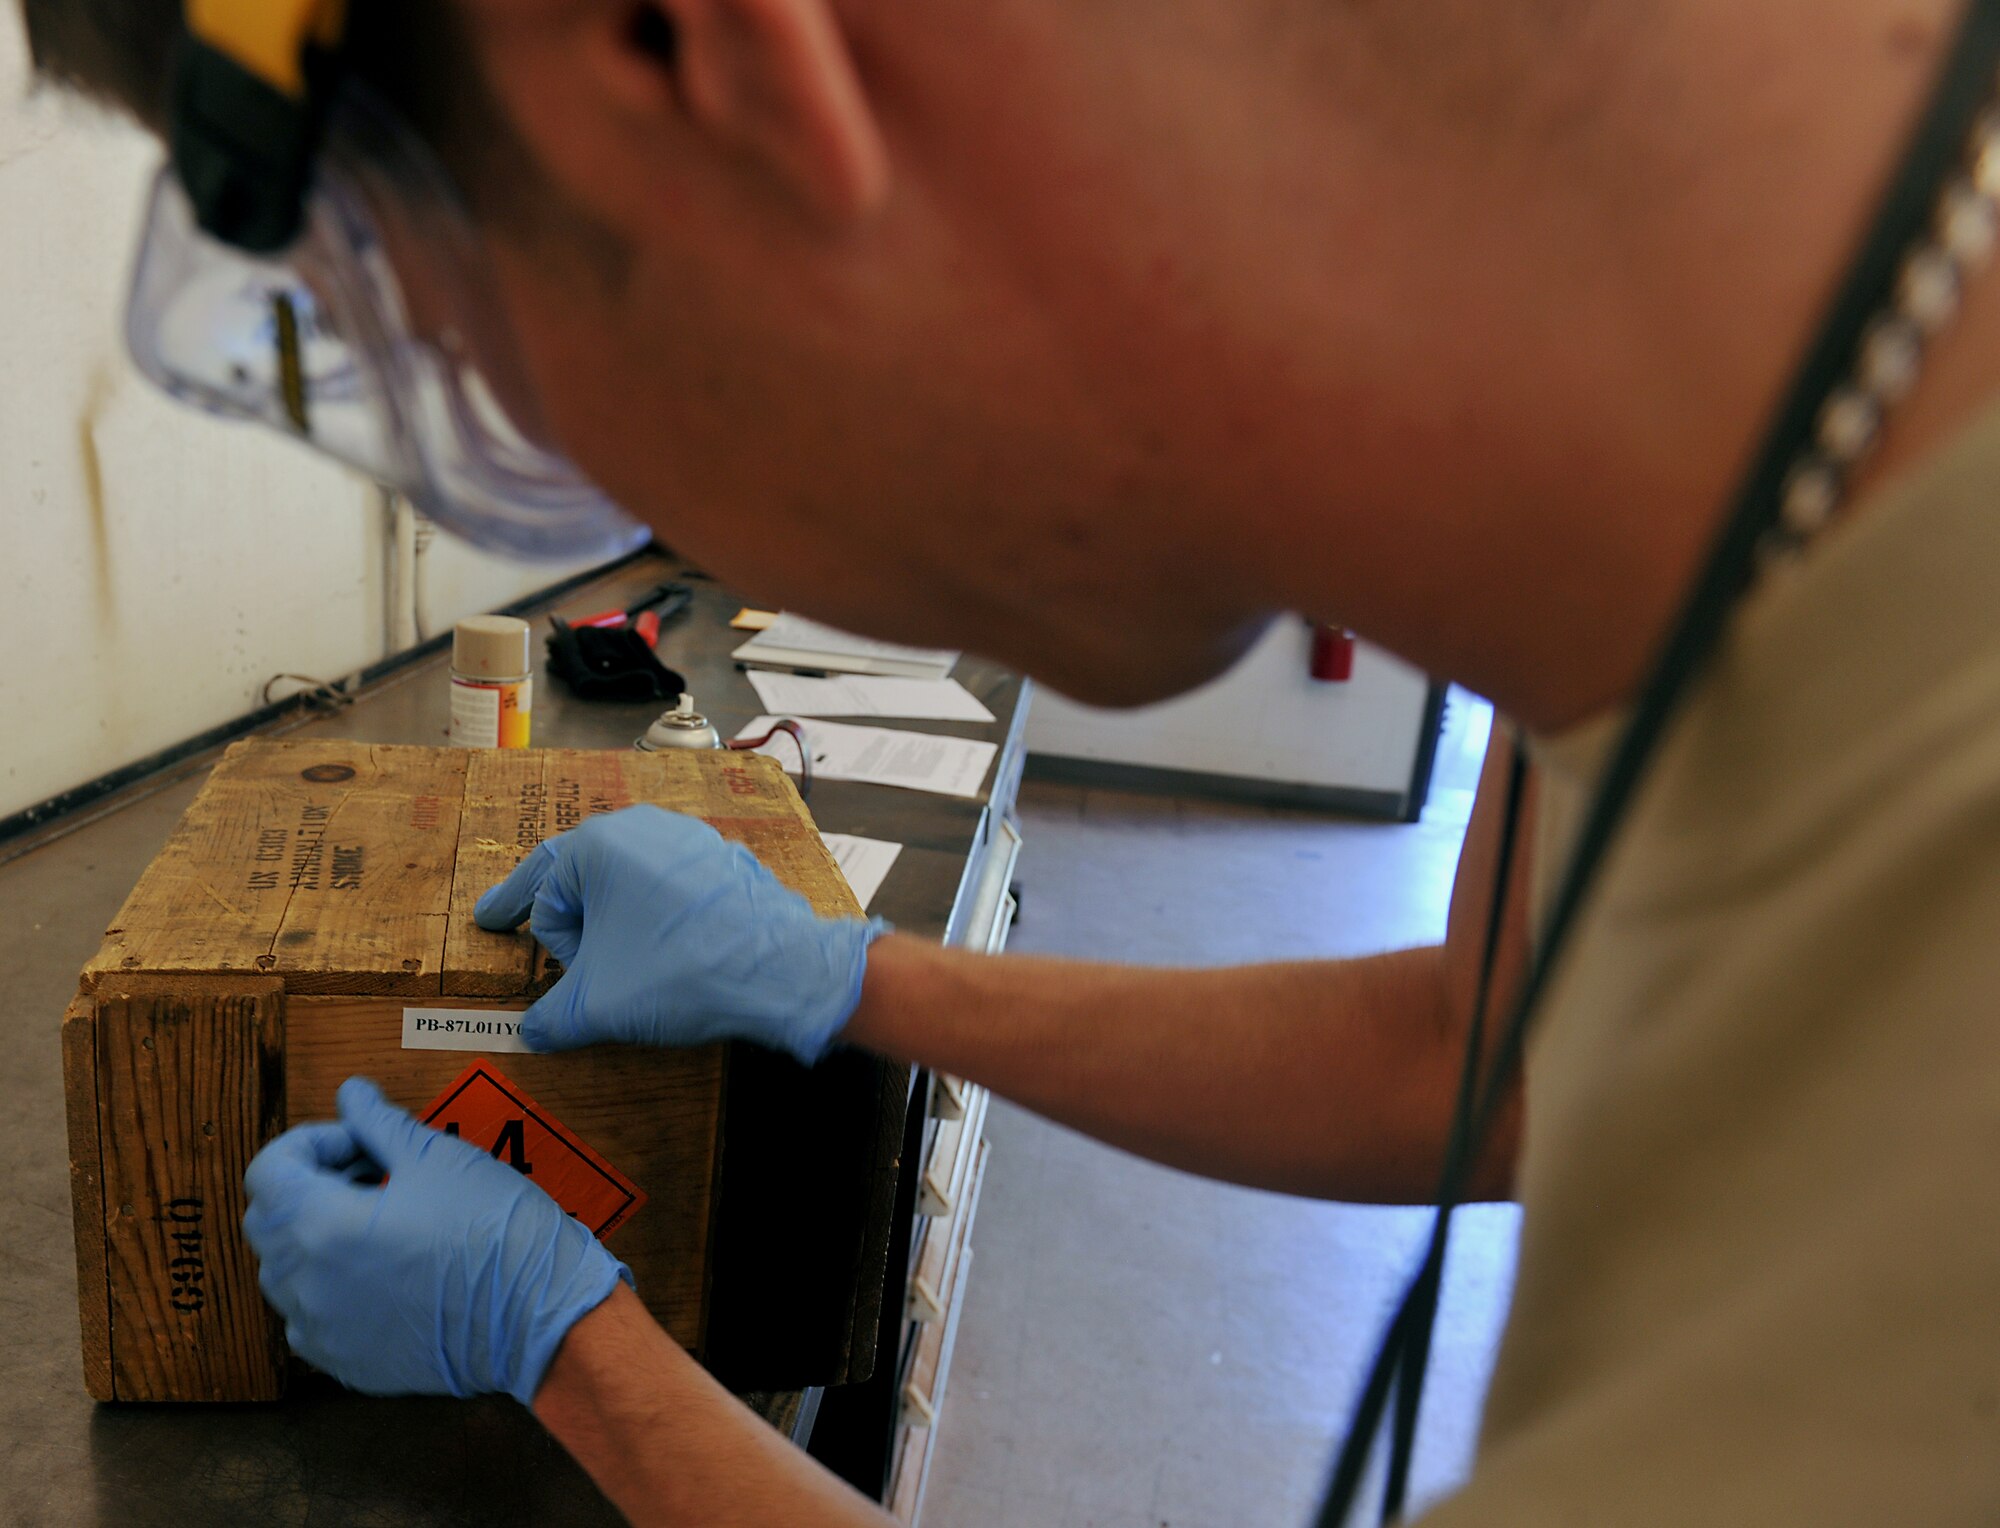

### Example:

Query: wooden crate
xmin=62 ymin=739 xmax=904 ymax=1402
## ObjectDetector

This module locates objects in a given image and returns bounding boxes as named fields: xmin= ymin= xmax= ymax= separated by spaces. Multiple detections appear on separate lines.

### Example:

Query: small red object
xmin=1310 ymin=623 xmax=1357 ymax=683
xmin=574 ymin=604 xmax=664 ymax=644
xmin=728 ymin=717 xmax=814 ymax=797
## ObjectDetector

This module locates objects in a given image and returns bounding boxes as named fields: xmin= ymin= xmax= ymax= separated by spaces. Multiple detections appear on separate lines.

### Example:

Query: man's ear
xmin=580 ymin=0 xmax=890 ymax=223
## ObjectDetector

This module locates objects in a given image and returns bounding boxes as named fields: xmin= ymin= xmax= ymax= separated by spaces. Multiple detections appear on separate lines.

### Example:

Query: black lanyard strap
xmin=1319 ymin=3 xmax=2000 ymax=1522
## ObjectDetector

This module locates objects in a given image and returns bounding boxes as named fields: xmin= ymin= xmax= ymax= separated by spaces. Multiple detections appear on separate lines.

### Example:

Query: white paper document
xmin=819 ymin=833 xmax=904 ymax=911
xmin=732 ymin=614 xmax=960 ymax=681
xmin=746 ymin=670 xmax=996 ymax=723
xmin=737 ymin=716 xmax=998 ymax=799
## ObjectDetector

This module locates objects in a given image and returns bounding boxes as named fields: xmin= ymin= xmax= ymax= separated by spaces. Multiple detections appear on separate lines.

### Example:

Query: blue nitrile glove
xmin=242 ymin=1076 xmax=629 ymax=1405
xmin=472 ymin=805 xmax=886 ymax=1064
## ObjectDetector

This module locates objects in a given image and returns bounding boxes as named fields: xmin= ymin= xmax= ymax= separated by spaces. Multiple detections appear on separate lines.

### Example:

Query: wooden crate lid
xmin=83 ymin=740 xmax=858 ymax=999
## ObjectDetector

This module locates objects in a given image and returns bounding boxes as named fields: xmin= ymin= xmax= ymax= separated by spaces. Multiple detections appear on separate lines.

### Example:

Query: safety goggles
xmin=125 ymin=88 xmax=648 ymax=562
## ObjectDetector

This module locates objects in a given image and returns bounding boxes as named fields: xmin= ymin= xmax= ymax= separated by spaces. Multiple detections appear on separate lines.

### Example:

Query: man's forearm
xmin=534 ymin=1284 xmax=892 ymax=1528
xmin=845 ymin=936 xmax=1518 ymax=1204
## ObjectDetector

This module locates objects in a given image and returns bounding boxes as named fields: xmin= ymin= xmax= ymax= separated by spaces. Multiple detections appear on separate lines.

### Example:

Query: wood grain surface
xmin=61 ymin=997 xmax=112 ymax=1401
xmin=267 ymin=744 xmax=464 ymax=995
xmin=94 ymin=978 xmax=286 ymax=1401
xmin=85 ymin=741 xmax=466 ymax=998
xmin=444 ymin=749 xmax=553 ymax=998
xmin=88 ymin=743 xmax=857 ymax=1000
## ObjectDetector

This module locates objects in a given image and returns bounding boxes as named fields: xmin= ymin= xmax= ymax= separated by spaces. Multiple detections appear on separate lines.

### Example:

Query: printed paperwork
xmin=746 ymin=670 xmax=996 ymax=723
xmin=819 ymin=833 xmax=903 ymax=911
xmin=732 ymin=614 xmax=959 ymax=681
xmin=737 ymin=715 xmax=997 ymax=799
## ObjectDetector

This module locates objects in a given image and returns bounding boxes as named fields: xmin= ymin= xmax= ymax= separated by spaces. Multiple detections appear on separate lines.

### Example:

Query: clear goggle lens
xmin=124 ymin=96 xmax=648 ymax=563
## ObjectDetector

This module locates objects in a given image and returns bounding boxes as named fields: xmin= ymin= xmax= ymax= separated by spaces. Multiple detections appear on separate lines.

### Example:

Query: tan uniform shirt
xmin=1422 ymin=405 xmax=2000 ymax=1524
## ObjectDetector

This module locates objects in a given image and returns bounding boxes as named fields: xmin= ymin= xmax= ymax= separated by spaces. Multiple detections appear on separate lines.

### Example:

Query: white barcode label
xmin=401 ymin=1008 xmax=533 ymax=1053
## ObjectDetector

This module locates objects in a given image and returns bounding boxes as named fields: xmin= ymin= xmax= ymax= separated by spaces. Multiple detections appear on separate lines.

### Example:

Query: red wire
xmin=727 ymin=718 xmax=813 ymax=797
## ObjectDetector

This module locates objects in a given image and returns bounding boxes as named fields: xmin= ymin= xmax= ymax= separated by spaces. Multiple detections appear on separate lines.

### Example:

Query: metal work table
xmin=1 ymin=551 xmax=1030 ymax=1526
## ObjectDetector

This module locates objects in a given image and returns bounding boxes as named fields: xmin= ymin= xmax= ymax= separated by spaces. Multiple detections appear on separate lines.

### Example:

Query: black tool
xmin=545 ymin=584 xmax=693 ymax=703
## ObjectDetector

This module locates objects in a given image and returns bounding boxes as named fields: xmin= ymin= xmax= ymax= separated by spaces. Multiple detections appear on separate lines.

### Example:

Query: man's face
xmin=451 ymin=0 xmax=1280 ymax=708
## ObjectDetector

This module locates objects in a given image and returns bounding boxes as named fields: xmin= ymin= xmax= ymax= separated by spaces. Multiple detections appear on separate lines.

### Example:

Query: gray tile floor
xmin=921 ymin=705 xmax=1520 ymax=1528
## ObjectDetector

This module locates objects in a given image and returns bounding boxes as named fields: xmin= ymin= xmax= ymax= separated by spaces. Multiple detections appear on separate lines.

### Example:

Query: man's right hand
xmin=474 ymin=805 xmax=886 ymax=1064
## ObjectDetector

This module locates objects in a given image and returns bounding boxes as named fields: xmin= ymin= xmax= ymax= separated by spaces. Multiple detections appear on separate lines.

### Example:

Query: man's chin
xmin=1033 ymin=616 xmax=1276 ymax=711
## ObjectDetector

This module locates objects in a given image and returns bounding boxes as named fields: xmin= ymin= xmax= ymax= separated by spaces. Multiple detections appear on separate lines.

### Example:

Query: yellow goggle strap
xmin=172 ymin=0 xmax=349 ymax=251
xmin=185 ymin=0 xmax=348 ymax=100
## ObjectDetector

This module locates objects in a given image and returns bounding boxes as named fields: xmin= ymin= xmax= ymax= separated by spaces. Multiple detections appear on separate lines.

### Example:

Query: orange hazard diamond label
xmin=420 ymin=1063 xmax=646 ymax=1239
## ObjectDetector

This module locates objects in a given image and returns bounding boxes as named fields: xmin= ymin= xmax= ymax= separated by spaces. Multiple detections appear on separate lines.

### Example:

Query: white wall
xmin=1027 ymin=617 xmax=1435 ymax=802
xmin=0 ymin=16 xmax=590 ymax=821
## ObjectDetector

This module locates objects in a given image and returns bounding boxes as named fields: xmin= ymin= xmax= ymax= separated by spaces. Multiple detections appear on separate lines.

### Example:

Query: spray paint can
xmin=450 ymin=616 xmax=534 ymax=748
xmin=636 ymin=694 xmax=722 ymax=751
